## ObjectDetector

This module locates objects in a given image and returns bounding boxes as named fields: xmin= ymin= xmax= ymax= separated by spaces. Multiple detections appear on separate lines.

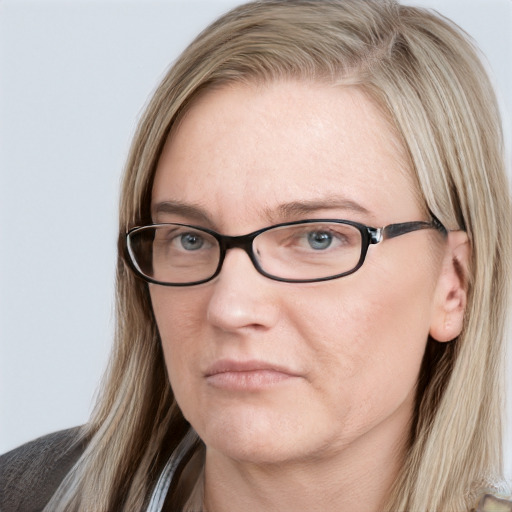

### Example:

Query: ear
xmin=429 ymin=231 xmax=470 ymax=343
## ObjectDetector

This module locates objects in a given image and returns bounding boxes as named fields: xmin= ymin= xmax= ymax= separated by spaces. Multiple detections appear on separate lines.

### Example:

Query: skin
xmin=149 ymin=81 xmax=468 ymax=512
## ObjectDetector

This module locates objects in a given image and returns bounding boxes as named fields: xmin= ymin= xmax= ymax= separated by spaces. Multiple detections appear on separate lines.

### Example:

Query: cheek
xmin=291 ymin=254 xmax=437 ymax=416
xmin=149 ymin=286 xmax=208 ymax=394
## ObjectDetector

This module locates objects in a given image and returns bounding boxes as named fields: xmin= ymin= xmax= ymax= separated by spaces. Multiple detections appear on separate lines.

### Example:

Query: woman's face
xmin=150 ymin=81 xmax=446 ymax=466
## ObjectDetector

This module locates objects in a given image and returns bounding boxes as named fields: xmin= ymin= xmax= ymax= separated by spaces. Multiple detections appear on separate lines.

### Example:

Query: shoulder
xmin=0 ymin=427 xmax=87 ymax=512
xmin=475 ymin=494 xmax=512 ymax=512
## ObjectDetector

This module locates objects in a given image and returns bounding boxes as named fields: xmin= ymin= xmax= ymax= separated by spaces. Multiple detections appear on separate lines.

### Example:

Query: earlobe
xmin=429 ymin=231 xmax=470 ymax=343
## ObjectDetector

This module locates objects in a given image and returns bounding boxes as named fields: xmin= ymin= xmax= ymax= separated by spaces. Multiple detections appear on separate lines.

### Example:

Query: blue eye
xmin=180 ymin=233 xmax=205 ymax=251
xmin=307 ymin=231 xmax=332 ymax=250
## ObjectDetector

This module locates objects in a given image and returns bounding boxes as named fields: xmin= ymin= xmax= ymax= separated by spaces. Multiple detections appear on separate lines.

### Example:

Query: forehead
xmin=152 ymin=80 xmax=423 ymax=229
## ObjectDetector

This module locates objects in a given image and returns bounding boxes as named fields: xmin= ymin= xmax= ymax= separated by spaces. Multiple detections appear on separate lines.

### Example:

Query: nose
xmin=206 ymin=248 xmax=280 ymax=333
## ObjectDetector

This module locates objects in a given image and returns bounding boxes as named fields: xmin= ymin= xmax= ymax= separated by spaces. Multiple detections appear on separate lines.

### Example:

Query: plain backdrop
xmin=1 ymin=0 xmax=511 ymax=476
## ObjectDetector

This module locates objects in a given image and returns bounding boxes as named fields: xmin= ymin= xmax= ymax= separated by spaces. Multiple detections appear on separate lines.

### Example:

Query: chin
xmin=191 ymin=404 xmax=326 ymax=466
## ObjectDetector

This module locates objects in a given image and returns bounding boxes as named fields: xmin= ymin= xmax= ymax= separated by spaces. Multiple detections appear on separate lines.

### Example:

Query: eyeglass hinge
xmin=370 ymin=228 xmax=383 ymax=244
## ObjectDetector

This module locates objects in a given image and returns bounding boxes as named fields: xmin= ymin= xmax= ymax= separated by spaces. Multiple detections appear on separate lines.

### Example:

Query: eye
xmin=179 ymin=232 xmax=205 ymax=251
xmin=307 ymin=231 xmax=333 ymax=250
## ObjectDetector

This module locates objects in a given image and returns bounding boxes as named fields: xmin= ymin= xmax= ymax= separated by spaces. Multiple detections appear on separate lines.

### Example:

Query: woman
xmin=1 ymin=1 xmax=511 ymax=511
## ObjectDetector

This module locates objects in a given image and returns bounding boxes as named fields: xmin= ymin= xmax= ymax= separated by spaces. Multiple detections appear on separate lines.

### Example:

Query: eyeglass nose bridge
xmin=215 ymin=231 xmax=264 ymax=278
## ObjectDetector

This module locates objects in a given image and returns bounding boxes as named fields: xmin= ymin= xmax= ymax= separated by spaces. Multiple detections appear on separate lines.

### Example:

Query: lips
xmin=205 ymin=359 xmax=296 ymax=376
xmin=204 ymin=359 xmax=301 ymax=391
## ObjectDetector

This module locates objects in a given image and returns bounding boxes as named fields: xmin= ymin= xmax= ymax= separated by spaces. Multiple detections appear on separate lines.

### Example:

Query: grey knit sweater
xmin=0 ymin=428 xmax=85 ymax=512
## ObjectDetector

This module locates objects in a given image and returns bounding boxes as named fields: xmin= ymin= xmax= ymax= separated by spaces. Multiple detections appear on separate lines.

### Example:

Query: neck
xmin=202 ymin=417 xmax=410 ymax=512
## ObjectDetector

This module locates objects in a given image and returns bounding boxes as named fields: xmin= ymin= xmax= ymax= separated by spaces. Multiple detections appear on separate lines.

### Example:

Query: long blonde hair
xmin=46 ymin=1 xmax=511 ymax=510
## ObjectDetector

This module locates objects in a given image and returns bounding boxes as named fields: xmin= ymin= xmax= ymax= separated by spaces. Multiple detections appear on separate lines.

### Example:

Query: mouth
xmin=204 ymin=360 xmax=301 ymax=391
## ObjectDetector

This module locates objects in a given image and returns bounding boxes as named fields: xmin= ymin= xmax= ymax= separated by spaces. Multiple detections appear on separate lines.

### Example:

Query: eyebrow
xmin=151 ymin=196 xmax=373 ymax=226
xmin=152 ymin=201 xmax=212 ymax=224
xmin=270 ymin=197 xmax=372 ymax=222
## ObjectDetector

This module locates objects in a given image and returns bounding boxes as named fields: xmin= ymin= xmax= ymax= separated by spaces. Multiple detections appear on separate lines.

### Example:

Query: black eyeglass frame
xmin=125 ymin=217 xmax=447 ymax=286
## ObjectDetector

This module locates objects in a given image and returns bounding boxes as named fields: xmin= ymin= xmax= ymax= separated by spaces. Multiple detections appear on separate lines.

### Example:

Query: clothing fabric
xmin=0 ymin=428 xmax=187 ymax=512
xmin=0 ymin=428 xmax=86 ymax=512
xmin=1 ymin=428 xmax=511 ymax=512
xmin=146 ymin=429 xmax=199 ymax=512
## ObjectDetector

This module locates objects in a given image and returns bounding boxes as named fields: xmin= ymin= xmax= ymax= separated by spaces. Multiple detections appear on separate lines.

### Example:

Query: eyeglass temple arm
xmin=369 ymin=216 xmax=447 ymax=244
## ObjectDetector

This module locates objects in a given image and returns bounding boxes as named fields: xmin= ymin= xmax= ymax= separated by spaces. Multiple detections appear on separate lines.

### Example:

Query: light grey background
xmin=1 ymin=0 xmax=511 ymax=475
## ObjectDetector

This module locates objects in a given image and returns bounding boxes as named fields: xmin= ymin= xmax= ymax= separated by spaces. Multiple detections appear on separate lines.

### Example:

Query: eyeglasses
xmin=125 ymin=218 xmax=446 ymax=286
